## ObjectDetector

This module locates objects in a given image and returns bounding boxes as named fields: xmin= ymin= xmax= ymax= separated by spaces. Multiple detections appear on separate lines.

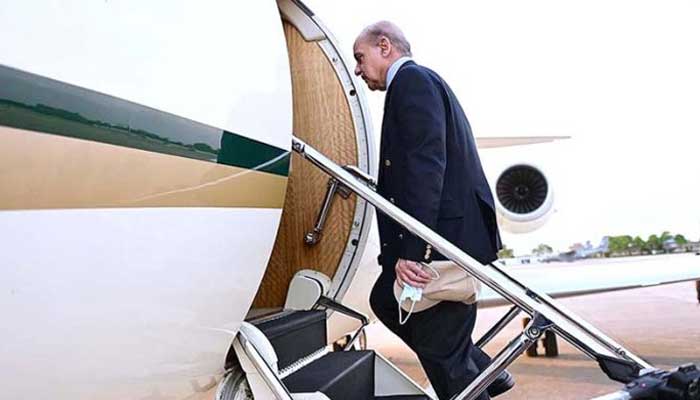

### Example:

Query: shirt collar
xmin=386 ymin=56 xmax=412 ymax=89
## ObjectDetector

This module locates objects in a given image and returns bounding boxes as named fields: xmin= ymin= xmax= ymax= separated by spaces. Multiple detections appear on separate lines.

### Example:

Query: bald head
xmin=353 ymin=21 xmax=412 ymax=91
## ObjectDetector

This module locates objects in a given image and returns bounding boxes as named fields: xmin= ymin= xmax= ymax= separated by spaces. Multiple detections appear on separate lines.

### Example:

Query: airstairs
xmin=223 ymin=269 xmax=432 ymax=400
xmin=223 ymin=137 xmax=699 ymax=400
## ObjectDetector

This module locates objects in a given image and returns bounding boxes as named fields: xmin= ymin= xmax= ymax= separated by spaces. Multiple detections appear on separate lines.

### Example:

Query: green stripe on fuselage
xmin=0 ymin=65 xmax=289 ymax=176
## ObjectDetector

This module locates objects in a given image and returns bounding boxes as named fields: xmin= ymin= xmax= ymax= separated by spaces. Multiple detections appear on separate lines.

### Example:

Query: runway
xmin=366 ymin=278 xmax=700 ymax=399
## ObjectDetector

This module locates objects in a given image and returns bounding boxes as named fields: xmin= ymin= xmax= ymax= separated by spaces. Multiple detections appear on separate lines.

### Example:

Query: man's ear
xmin=378 ymin=36 xmax=392 ymax=57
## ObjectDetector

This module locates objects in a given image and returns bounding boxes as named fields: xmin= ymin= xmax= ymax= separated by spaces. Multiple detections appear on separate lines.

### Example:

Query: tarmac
xmin=365 ymin=280 xmax=700 ymax=399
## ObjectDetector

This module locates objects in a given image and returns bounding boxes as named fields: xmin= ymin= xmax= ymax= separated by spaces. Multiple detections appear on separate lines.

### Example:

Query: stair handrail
xmin=291 ymin=136 xmax=651 ymax=375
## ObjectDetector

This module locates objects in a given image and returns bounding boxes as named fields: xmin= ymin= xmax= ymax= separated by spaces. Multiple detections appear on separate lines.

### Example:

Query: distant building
xmin=499 ymin=255 xmax=542 ymax=266
xmin=685 ymin=241 xmax=700 ymax=253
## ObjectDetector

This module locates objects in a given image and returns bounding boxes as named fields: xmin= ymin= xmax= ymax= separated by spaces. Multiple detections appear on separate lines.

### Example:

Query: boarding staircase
xmin=224 ymin=137 xmax=699 ymax=400
xmin=224 ymin=270 xmax=432 ymax=400
xmin=251 ymin=308 xmax=429 ymax=400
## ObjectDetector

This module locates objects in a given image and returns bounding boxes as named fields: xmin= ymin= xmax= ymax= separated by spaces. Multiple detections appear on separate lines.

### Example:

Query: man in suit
xmin=353 ymin=21 xmax=514 ymax=399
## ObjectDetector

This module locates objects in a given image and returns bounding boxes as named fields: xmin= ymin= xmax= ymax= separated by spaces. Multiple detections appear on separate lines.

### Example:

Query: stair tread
xmin=284 ymin=351 xmax=375 ymax=400
xmin=253 ymin=310 xmax=326 ymax=337
xmin=251 ymin=310 xmax=327 ymax=370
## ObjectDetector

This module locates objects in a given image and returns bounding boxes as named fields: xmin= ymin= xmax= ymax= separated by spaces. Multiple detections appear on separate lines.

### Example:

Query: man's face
xmin=353 ymin=37 xmax=388 ymax=91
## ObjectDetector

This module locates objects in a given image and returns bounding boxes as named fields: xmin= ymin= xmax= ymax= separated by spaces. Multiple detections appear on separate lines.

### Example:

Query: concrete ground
xmin=366 ymin=281 xmax=700 ymax=399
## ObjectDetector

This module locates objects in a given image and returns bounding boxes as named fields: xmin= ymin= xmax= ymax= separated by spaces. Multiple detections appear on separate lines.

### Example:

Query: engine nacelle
xmin=494 ymin=164 xmax=554 ymax=233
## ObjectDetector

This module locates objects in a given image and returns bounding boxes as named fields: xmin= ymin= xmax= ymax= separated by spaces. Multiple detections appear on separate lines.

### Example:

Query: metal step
xmin=283 ymin=351 xmax=375 ymax=400
xmin=251 ymin=309 xmax=327 ymax=371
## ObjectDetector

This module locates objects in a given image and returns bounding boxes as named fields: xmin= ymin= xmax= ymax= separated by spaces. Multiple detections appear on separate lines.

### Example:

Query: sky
xmin=303 ymin=0 xmax=700 ymax=255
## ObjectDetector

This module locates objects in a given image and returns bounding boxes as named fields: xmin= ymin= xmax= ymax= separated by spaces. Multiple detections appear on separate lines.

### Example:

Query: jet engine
xmin=494 ymin=164 xmax=554 ymax=233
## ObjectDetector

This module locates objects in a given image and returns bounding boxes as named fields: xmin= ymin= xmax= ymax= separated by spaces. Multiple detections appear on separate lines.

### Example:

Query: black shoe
xmin=487 ymin=370 xmax=515 ymax=397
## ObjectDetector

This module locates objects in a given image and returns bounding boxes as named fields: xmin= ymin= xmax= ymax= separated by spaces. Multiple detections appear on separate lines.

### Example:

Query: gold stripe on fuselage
xmin=0 ymin=126 xmax=288 ymax=210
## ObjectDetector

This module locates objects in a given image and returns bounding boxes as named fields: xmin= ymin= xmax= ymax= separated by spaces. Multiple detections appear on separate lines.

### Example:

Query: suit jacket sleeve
xmin=392 ymin=67 xmax=446 ymax=262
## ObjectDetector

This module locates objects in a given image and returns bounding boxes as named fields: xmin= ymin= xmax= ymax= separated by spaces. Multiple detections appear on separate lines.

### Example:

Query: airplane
xmin=2 ymin=1 xmax=699 ymax=400
xmin=542 ymin=237 xmax=610 ymax=262
xmin=662 ymin=237 xmax=680 ymax=253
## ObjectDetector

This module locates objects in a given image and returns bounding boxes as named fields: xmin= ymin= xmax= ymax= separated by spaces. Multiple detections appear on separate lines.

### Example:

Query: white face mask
xmin=397 ymin=284 xmax=422 ymax=325
xmin=397 ymin=263 xmax=439 ymax=325
xmin=400 ymin=284 xmax=423 ymax=303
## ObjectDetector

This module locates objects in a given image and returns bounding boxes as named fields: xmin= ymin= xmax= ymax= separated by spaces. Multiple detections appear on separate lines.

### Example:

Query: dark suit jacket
xmin=376 ymin=61 xmax=502 ymax=272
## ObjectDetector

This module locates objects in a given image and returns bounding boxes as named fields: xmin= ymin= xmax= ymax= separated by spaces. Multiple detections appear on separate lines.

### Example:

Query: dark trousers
xmin=370 ymin=273 xmax=491 ymax=400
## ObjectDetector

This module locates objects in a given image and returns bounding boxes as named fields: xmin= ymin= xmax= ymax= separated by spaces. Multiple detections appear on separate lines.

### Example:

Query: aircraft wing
xmin=480 ymin=254 xmax=700 ymax=307
xmin=476 ymin=136 xmax=571 ymax=148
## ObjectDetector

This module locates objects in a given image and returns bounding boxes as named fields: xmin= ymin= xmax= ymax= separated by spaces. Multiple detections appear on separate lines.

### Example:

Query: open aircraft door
xmin=251 ymin=1 xmax=375 ymax=321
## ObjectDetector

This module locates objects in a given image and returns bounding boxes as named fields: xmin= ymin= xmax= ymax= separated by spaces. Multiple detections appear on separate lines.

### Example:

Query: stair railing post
xmin=452 ymin=313 xmax=552 ymax=400
xmin=475 ymin=305 xmax=520 ymax=349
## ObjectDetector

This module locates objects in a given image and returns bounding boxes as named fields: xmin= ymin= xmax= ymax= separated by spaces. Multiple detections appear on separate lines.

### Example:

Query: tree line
xmin=498 ymin=231 xmax=697 ymax=259
xmin=605 ymin=231 xmax=691 ymax=256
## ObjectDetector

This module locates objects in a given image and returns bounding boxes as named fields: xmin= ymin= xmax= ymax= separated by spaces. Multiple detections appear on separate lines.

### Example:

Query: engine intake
xmin=495 ymin=164 xmax=553 ymax=233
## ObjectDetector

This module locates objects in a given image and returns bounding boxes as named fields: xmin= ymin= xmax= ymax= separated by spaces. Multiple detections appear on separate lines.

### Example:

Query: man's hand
xmin=395 ymin=258 xmax=432 ymax=289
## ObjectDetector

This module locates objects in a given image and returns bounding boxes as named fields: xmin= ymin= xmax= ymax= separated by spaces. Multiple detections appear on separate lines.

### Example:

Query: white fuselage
xmin=0 ymin=208 xmax=280 ymax=399
xmin=0 ymin=1 xmax=293 ymax=398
